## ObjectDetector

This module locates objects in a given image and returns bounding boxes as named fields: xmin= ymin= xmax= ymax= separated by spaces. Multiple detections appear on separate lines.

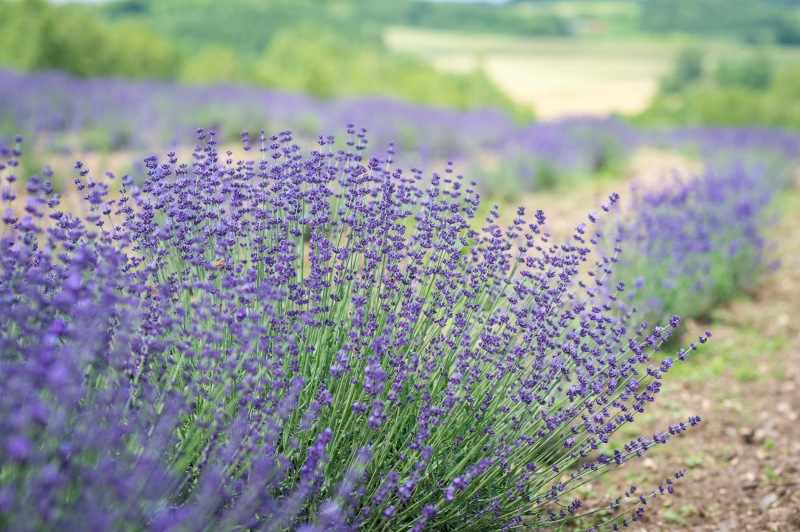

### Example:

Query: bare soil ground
xmin=508 ymin=152 xmax=800 ymax=530
xmin=620 ymin=185 xmax=800 ymax=531
xmin=569 ymin=186 xmax=800 ymax=530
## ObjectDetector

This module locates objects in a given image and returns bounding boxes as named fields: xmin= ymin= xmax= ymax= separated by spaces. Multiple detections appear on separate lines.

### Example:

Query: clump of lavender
xmin=486 ymin=117 xmax=637 ymax=198
xmin=2 ymin=128 xmax=704 ymax=530
xmin=606 ymin=163 xmax=775 ymax=326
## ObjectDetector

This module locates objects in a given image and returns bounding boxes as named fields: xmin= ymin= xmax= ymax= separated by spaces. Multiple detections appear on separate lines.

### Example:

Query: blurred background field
xmin=2 ymin=0 xmax=800 ymax=528
xmin=3 ymin=0 xmax=799 ymax=355
xmin=385 ymin=28 xmax=674 ymax=118
xmin=5 ymin=0 xmax=800 ymax=126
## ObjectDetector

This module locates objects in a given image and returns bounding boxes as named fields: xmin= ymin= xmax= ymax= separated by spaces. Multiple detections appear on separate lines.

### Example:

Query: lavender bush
xmin=514 ymin=119 xmax=635 ymax=186
xmin=645 ymin=126 xmax=800 ymax=177
xmin=1 ymin=128 xmax=707 ymax=530
xmin=606 ymin=163 xmax=778 ymax=327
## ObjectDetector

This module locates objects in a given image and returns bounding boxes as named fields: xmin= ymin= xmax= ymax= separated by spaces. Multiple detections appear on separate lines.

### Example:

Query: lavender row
xmin=606 ymin=161 xmax=780 ymax=328
xmin=5 ymin=68 xmax=800 ymax=195
xmin=0 ymin=67 xmax=638 ymax=176
xmin=0 ymin=68 xmax=512 ymax=158
xmin=1 ymin=129 xmax=705 ymax=530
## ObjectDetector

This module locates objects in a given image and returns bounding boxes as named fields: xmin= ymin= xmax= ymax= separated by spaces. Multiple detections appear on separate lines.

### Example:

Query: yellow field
xmin=385 ymin=26 xmax=800 ymax=119
xmin=385 ymin=27 xmax=676 ymax=118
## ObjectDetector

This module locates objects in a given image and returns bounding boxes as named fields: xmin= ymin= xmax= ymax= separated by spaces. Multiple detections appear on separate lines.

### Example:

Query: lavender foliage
xmin=2 ymin=128 xmax=707 ymax=530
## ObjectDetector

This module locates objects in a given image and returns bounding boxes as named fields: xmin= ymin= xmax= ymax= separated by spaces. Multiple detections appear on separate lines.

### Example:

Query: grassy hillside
xmin=8 ymin=0 xmax=800 ymax=124
xmin=0 ymin=0 xmax=525 ymax=115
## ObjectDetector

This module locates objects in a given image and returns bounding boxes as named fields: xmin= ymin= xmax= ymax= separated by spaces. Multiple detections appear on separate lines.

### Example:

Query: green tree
xmin=255 ymin=24 xmax=343 ymax=98
xmin=0 ymin=0 xmax=181 ymax=78
xmin=716 ymin=54 xmax=772 ymax=90
xmin=660 ymin=47 xmax=704 ymax=93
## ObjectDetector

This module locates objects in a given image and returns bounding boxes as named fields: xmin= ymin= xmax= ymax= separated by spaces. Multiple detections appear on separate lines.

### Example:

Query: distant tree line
xmin=640 ymin=46 xmax=800 ymax=127
xmin=99 ymin=0 xmax=570 ymax=58
xmin=0 ymin=0 xmax=179 ymax=78
xmin=638 ymin=0 xmax=800 ymax=44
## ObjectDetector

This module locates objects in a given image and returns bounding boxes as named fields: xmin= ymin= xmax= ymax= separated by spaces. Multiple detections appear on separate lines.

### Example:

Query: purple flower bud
xmin=6 ymin=436 xmax=31 ymax=461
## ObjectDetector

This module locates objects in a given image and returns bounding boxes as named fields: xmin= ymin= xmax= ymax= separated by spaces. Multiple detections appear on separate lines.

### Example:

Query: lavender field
xmin=2 ymin=3 xmax=800 ymax=529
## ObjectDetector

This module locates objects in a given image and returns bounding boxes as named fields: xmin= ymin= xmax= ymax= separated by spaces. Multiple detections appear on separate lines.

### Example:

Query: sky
xmin=49 ymin=0 xmax=513 ymax=3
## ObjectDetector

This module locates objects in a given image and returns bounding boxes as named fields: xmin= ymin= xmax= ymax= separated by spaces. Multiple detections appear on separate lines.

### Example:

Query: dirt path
xmin=509 ymin=151 xmax=800 ymax=530
xmin=581 ymin=186 xmax=800 ymax=531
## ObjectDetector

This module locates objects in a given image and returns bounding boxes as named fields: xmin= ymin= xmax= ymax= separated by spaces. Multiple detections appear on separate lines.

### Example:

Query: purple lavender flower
xmin=0 ymin=129 xmax=708 ymax=530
